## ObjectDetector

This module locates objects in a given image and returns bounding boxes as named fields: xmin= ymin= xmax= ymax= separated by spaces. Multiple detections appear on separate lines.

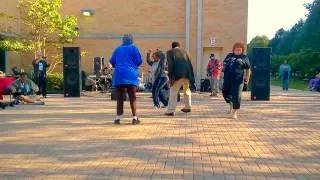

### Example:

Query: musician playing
xmin=207 ymin=53 xmax=222 ymax=97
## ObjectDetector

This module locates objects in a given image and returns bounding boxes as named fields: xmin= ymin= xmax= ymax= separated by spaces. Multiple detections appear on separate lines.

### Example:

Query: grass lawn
xmin=271 ymin=77 xmax=309 ymax=91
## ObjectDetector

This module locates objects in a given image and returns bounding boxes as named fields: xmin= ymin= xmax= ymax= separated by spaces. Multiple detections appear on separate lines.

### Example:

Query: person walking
xmin=222 ymin=42 xmax=251 ymax=120
xmin=147 ymin=49 xmax=169 ymax=108
xmin=279 ymin=60 xmax=291 ymax=91
xmin=207 ymin=53 xmax=222 ymax=96
xmin=165 ymin=42 xmax=195 ymax=116
xmin=110 ymin=34 xmax=143 ymax=125
xmin=32 ymin=51 xmax=49 ymax=98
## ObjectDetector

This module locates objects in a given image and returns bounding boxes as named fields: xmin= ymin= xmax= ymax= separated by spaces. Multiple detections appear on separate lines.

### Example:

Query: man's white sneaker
xmin=34 ymin=101 xmax=45 ymax=105
xmin=153 ymin=106 xmax=160 ymax=109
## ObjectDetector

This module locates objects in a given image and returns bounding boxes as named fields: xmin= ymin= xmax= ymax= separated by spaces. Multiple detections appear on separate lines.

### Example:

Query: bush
xmin=271 ymin=48 xmax=320 ymax=79
xmin=271 ymin=55 xmax=285 ymax=76
xmin=47 ymin=73 xmax=63 ymax=91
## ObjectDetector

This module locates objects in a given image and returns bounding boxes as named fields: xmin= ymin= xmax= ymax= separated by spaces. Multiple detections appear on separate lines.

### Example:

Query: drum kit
xmin=89 ymin=70 xmax=112 ymax=93
xmin=86 ymin=57 xmax=113 ymax=92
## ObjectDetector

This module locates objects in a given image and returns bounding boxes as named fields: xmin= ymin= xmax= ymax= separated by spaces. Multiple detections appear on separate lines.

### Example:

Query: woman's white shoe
xmin=232 ymin=110 xmax=238 ymax=119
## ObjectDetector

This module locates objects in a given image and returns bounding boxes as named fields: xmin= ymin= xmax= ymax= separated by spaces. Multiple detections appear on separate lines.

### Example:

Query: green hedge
xmin=271 ymin=49 xmax=320 ymax=78
xmin=47 ymin=73 xmax=63 ymax=91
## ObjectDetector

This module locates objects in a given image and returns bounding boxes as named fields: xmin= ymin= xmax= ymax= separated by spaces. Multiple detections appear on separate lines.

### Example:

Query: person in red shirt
xmin=207 ymin=53 xmax=222 ymax=97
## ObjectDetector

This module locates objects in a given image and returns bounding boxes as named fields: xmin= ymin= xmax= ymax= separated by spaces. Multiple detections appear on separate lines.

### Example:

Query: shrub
xmin=47 ymin=73 xmax=63 ymax=91
xmin=271 ymin=49 xmax=320 ymax=79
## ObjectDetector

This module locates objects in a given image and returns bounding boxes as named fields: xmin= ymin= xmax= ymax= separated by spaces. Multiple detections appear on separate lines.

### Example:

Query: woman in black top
xmin=222 ymin=42 xmax=251 ymax=119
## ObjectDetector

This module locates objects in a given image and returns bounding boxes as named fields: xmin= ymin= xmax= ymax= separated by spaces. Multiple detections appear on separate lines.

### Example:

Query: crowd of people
xmin=108 ymin=34 xmax=251 ymax=123
xmin=3 ymin=34 xmax=317 ymax=121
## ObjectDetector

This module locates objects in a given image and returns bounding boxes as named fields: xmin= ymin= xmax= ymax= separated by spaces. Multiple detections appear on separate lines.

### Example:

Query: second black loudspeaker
xmin=251 ymin=47 xmax=271 ymax=101
xmin=63 ymin=47 xmax=81 ymax=97
xmin=93 ymin=57 xmax=104 ymax=75
xmin=0 ymin=49 xmax=6 ymax=73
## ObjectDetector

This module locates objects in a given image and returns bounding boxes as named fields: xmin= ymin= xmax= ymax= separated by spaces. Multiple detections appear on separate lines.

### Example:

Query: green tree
xmin=276 ymin=20 xmax=305 ymax=55
xmin=247 ymin=35 xmax=270 ymax=59
xmin=269 ymin=28 xmax=287 ymax=55
xmin=268 ymin=0 xmax=320 ymax=81
xmin=298 ymin=0 xmax=320 ymax=50
xmin=17 ymin=0 xmax=79 ymax=54
xmin=0 ymin=0 xmax=79 ymax=72
xmin=270 ymin=0 xmax=320 ymax=54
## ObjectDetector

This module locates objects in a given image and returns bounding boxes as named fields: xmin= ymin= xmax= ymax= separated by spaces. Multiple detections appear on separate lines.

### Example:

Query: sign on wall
xmin=210 ymin=37 xmax=216 ymax=47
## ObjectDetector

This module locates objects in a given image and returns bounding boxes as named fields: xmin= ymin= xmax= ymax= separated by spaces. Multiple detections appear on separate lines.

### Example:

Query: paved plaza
xmin=0 ymin=87 xmax=319 ymax=179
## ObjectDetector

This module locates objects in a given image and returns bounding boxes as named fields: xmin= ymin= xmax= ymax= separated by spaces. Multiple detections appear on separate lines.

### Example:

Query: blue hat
xmin=122 ymin=34 xmax=133 ymax=45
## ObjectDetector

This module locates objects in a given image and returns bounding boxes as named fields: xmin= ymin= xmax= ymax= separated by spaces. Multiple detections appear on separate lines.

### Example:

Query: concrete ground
xmin=0 ymin=87 xmax=319 ymax=180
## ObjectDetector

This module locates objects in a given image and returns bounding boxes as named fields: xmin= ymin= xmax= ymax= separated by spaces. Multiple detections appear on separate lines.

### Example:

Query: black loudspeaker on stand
xmin=63 ymin=47 xmax=81 ymax=97
xmin=0 ymin=49 xmax=6 ymax=73
xmin=251 ymin=47 xmax=271 ymax=101
xmin=93 ymin=57 xmax=104 ymax=75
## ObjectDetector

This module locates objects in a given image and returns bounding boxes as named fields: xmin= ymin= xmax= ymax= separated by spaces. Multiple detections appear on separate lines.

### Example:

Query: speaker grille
xmin=63 ymin=47 xmax=80 ymax=69
xmin=254 ymin=75 xmax=270 ymax=88
xmin=251 ymin=70 xmax=270 ymax=101
xmin=252 ymin=47 xmax=271 ymax=69
xmin=65 ymin=72 xmax=78 ymax=86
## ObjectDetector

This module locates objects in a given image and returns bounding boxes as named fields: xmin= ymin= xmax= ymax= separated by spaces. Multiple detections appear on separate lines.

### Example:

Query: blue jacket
xmin=110 ymin=44 xmax=142 ymax=87
xmin=279 ymin=64 xmax=291 ymax=81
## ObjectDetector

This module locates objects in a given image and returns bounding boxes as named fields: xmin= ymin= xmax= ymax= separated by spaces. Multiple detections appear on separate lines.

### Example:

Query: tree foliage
xmin=268 ymin=0 xmax=320 ymax=78
xmin=247 ymin=35 xmax=270 ymax=59
xmin=16 ymin=0 xmax=79 ymax=52
xmin=299 ymin=0 xmax=320 ymax=50
xmin=0 ymin=0 xmax=79 ymax=72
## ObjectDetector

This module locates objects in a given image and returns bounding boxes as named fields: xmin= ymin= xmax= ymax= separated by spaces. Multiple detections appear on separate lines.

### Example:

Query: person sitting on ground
xmin=309 ymin=72 xmax=320 ymax=92
xmin=103 ymin=63 xmax=113 ymax=77
xmin=8 ymin=72 xmax=44 ymax=105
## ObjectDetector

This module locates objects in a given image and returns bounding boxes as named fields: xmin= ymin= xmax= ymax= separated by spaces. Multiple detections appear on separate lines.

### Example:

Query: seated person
xmin=102 ymin=64 xmax=113 ymax=89
xmin=8 ymin=72 xmax=44 ymax=105
xmin=309 ymin=72 xmax=320 ymax=92
xmin=102 ymin=63 xmax=113 ymax=77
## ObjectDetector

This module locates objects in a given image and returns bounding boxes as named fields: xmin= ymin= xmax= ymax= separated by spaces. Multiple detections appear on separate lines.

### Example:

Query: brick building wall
xmin=1 ymin=0 xmax=248 ymax=87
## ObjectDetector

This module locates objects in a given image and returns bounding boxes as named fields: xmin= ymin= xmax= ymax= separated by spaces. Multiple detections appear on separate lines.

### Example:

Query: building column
xmin=185 ymin=0 xmax=191 ymax=52
xmin=196 ymin=0 xmax=203 ymax=89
